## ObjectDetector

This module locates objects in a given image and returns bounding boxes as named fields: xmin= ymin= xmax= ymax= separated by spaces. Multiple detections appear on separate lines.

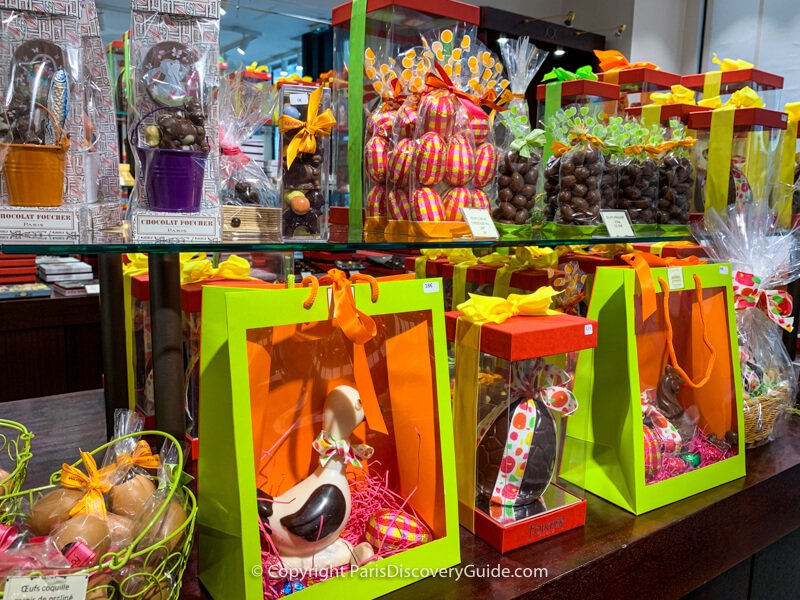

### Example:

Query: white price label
xmin=719 ymin=265 xmax=729 ymax=275
xmin=460 ymin=207 xmax=499 ymax=240
xmin=600 ymin=210 xmax=635 ymax=238
xmin=289 ymin=93 xmax=308 ymax=106
xmin=423 ymin=281 xmax=440 ymax=294
xmin=584 ymin=323 xmax=593 ymax=335
xmin=85 ymin=283 xmax=100 ymax=295
xmin=667 ymin=267 xmax=685 ymax=290
xmin=5 ymin=575 xmax=88 ymax=600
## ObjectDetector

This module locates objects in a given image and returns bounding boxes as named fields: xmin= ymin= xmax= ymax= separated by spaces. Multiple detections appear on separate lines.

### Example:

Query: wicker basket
xmin=743 ymin=385 xmax=791 ymax=447
xmin=0 ymin=419 xmax=33 ymax=525
xmin=0 ymin=431 xmax=196 ymax=600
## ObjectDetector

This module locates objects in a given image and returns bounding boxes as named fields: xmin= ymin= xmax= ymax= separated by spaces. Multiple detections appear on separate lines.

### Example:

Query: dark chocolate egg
xmin=476 ymin=396 xmax=557 ymax=507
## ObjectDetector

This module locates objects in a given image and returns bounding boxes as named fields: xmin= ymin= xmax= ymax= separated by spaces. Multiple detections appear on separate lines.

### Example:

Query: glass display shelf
xmin=0 ymin=231 xmax=692 ymax=255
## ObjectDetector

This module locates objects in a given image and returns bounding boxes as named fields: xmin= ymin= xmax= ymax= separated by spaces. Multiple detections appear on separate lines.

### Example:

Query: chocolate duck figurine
xmin=655 ymin=364 xmax=697 ymax=444
xmin=258 ymin=385 xmax=375 ymax=570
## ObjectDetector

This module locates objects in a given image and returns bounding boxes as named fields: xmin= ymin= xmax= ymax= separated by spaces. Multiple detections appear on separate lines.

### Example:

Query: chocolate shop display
xmin=278 ymin=84 xmax=334 ymax=241
xmin=657 ymin=121 xmax=696 ymax=225
xmin=612 ymin=122 xmax=663 ymax=225
xmin=127 ymin=0 xmax=221 ymax=242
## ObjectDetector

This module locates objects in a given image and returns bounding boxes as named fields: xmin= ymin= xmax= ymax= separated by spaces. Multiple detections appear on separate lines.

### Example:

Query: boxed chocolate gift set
xmin=127 ymin=0 xmax=221 ymax=242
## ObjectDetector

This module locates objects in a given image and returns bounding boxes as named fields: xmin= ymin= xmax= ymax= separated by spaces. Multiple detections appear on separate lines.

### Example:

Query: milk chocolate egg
xmin=27 ymin=488 xmax=83 ymax=535
xmin=413 ymin=132 xmax=446 ymax=186
xmin=109 ymin=474 xmax=156 ymax=518
xmin=472 ymin=189 xmax=491 ymax=211
xmin=387 ymin=187 xmax=410 ymax=220
xmin=0 ymin=467 xmax=10 ymax=495
xmin=396 ymin=103 xmax=418 ymax=139
xmin=474 ymin=143 xmax=498 ymax=188
xmin=364 ymin=136 xmax=390 ymax=184
xmin=420 ymin=91 xmax=456 ymax=137
xmin=53 ymin=514 xmax=111 ymax=562
xmin=444 ymin=135 xmax=475 ymax=186
xmin=387 ymin=138 xmax=414 ymax=186
xmin=367 ymin=108 xmax=395 ymax=139
xmin=86 ymin=574 xmax=113 ymax=600
xmin=443 ymin=187 xmax=472 ymax=221
xmin=106 ymin=513 xmax=134 ymax=550
xmin=134 ymin=498 xmax=188 ymax=553
xmin=366 ymin=184 xmax=387 ymax=217
xmin=411 ymin=187 xmax=444 ymax=221
xmin=469 ymin=115 xmax=491 ymax=145
xmin=116 ymin=563 xmax=168 ymax=599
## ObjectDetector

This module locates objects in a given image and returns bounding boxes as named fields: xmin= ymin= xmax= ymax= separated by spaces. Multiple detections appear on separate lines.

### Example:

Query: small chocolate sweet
xmin=658 ymin=155 xmax=694 ymax=224
xmin=616 ymin=158 xmax=659 ymax=224
xmin=146 ymin=98 xmax=208 ymax=152
xmin=495 ymin=150 xmax=540 ymax=225
xmin=283 ymin=151 xmax=324 ymax=237
xmin=556 ymin=147 xmax=604 ymax=225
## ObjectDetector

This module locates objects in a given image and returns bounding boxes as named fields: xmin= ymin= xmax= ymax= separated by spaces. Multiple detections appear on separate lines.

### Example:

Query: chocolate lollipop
xmin=141 ymin=42 xmax=199 ymax=108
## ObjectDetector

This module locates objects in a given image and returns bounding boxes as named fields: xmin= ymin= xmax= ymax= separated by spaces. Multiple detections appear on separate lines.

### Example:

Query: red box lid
xmin=625 ymin=103 xmax=712 ymax=124
xmin=686 ymin=107 xmax=787 ymax=131
xmin=445 ymin=311 xmax=597 ymax=361
xmin=440 ymin=262 xmax=495 ymax=285
xmin=536 ymin=79 xmax=620 ymax=102
xmin=332 ymin=0 xmax=480 ymax=26
xmin=131 ymin=274 xmax=150 ymax=302
xmin=681 ymin=68 xmax=784 ymax=91
xmin=599 ymin=67 xmax=681 ymax=89
xmin=631 ymin=242 xmax=707 ymax=259
xmin=329 ymin=206 xmax=350 ymax=226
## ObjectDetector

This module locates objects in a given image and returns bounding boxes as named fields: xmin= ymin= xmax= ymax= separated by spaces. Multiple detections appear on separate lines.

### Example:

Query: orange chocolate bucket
xmin=1 ymin=104 xmax=69 ymax=207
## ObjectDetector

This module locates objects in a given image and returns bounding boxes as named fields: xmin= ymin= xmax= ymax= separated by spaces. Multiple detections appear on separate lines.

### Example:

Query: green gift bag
xmin=198 ymin=272 xmax=459 ymax=599
xmin=565 ymin=259 xmax=745 ymax=514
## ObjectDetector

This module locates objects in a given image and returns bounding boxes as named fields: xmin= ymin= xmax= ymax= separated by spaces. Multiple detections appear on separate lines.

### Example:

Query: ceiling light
xmin=280 ymin=70 xmax=289 ymax=77
xmin=236 ymin=47 xmax=246 ymax=55
xmin=554 ymin=46 xmax=566 ymax=57
xmin=296 ymin=65 xmax=303 ymax=71
xmin=220 ymin=7 xmax=226 ymax=16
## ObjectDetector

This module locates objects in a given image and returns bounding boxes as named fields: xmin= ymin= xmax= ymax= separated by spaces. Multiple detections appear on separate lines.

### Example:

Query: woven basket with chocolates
xmin=0 ymin=420 xmax=33 ymax=525
xmin=0 ymin=412 xmax=196 ymax=600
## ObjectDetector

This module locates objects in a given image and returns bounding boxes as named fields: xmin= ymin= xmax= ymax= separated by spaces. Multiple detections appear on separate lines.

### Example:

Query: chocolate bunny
xmin=655 ymin=364 xmax=697 ymax=443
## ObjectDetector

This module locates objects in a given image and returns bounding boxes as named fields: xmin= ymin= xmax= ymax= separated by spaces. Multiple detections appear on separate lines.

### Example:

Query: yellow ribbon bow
xmin=712 ymin=53 xmax=754 ymax=71
xmin=114 ymin=440 xmax=161 ymax=472
xmin=786 ymin=101 xmax=800 ymax=123
xmin=60 ymin=451 xmax=113 ymax=518
xmin=457 ymin=288 xmax=563 ymax=325
xmin=699 ymin=85 xmax=765 ymax=109
xmin=279 ymin=86 xmax=336 ymax=168
xmin=650 ymin=84 xmax=696 ymax=105
xmin=181 ymin=254 xmax=255 ymax=284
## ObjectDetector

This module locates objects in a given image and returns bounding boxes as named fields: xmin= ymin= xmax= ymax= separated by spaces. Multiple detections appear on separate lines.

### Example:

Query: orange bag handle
xmin=658 ymin=273 xmax=717 ymax=389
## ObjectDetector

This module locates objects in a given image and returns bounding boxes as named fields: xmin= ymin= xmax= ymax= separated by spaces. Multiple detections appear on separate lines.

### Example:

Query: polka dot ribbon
xmin=312 ymin=431 xmax=374 ymax=469
xmin=733 ymin=271 xmax=795 ymax=332
xmin=481 ymin=359 xmax=579 ymax=507
xmin=641 ymin=388 xmax=682 ymax=454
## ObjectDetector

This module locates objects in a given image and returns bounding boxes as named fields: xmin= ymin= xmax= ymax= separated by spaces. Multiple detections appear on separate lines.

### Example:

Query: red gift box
xmin=632 ymin=242 xmax=707 ymax=259
xmin=686 ymin=107 xmax=787 ymax=131
xmin=536 ymin=79 xmax=620 ymax=102
xmin=681 ymin=68 xmax=784 ymax=93
xmin=599 ymin=67 xmax=681 ymax=89
xmin=332 ymin=0 xmax=480 ymax=26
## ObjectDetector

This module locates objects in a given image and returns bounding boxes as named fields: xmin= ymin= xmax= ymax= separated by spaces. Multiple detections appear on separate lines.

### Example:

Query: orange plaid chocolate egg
xmin=469 ymin=115 xmax=491 ymax=144
xmin=443 ymin=186 xmax=472 ymax=221
xmin=413 ymin=132 xmax=446 ymax=186
xmin=444 ymin=135 xmax=475 ymax=186
xmin=412 ymin=186 xmax=444 ymax=221
xmin=364 ymin=136 xmax=390 ymax=183
xmin=366 ymin=184 xmax=387 ymax=217
xmin=472 ymin=188 xmax=491 ymax=211
xmin=420 ymin=90 xmax=456 ymax=137
xmin=387 ymin=138 xmax=414 ymax=186
xmin=387 ymin=187 xmax=411 ymax=220
xmin=474 ymin=142 xmax=498 ymax=188
xmin=365 ymin=509 xmax=433 ymax=551
xmin=396 ymin=103 xmax=418 ymax=139
xmin=367 ymin=108 xmax=395 ymax=138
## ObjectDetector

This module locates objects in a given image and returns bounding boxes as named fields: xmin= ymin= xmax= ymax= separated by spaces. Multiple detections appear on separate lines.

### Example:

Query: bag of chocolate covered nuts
xmin=657 ymin=120 xmax=697 ymax=225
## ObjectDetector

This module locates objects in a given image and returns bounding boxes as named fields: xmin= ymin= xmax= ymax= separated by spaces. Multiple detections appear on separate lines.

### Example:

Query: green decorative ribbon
xmin=542 ymin=66 xmax=598 ymax=82
xmin=510 ymin=128 xmax=546 ymax=159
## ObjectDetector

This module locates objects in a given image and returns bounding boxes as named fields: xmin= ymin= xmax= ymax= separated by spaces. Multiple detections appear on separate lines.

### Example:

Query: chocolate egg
xmin=413 ymin=131 xmax=446 ymax=186
xmin=366 ymin=185 xmax=387 ymax=217
xmin=86 ymin=574 xmax=113 ymax=600
xmin=472 ymin=189 xmax=491 ymax=211
xmin=443 ymin=187 xmax=472 ymax=221
xmin=109 ymin=474 xmax=156 ymax=518
xmin=367 ymin=108 xmax=395 ymax=139
xmin=106 ymin=513 xmax=134 ymax=550
xmin=116 ymin=563 xmax=170 ymax=599
xmin=395 ymin=103 xmax=418 ymax=139
xmin=444 ymin=135 xmax=475 ymax=186
xmin=474 ymin=143 xmax=498 ymax=188
xmin=365 ymin=509 xmax=433 ymax=551
xmin=364 ymin=136 xmax=390 ymax=184
xmin=387 ymin=138 xmax=414 ymax=186
xmin=134 ymin=498 xmax=188 ymax=553
xmin=27 ymin=488 xmax=83 ymax=535
xmin=420 ymin=91 xmax=456 ymax=137
xmin=0 ymin=467 xmax=10 ymax=495
xmin=52 ymin=514 xmax=111 ymax=562
xmin=411 ymin=187 xmax=444 ymax=221
xmin=469 ymin=115 xmax=491 ymax=145
xmin=387 ymin=187 xmax=411 ymax=220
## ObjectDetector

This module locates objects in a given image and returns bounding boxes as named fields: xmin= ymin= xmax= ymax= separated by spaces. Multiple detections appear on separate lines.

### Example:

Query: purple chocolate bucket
xmin=138 ymin=146 xmax=207 ymax=212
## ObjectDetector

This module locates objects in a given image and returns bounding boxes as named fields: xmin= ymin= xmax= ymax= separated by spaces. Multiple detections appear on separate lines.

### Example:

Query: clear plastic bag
xmin=657 ymin=121 xmax=696 ymax=225
xmin=693 ymin=202 xmax=800 ymax=445
xmin=616 ymin=124 xmax=661 ymax=225
xmin=556 ymin=141 xmax=604 ymax=225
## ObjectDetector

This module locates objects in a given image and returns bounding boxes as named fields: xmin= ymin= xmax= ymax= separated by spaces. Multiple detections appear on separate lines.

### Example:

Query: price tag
xmin=600 ymin=210 xmax=635 ymax=238
xmin=5 ymin=575 xmax=88 ymax=600
xmin=667 ymin=267 xmax=685 ymax=290
xmin=289 ymin=93 xmax=308 ymax=106
xmin=460 ymin=207 xmax=499 ymax=240
xmin=584 ymin=323 xmax=593 ymax=335
xmin=423 ymin=281 xmax=440 ymax=294
xmin=84 ymin=283 xmax=100 ymax=295
xmin=719 ymin=265 xmax=729 ymax=275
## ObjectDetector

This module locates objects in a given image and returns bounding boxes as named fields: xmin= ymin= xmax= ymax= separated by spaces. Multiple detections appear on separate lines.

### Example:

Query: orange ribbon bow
xmin=60 ymin=451 xmax=113 ymax=519
xmin=425 ymin=62 xmax=501 ymax=120
xmin=115 ymin=440 xmax=161 ymax=471
xmin=279 ymin=86 xmax=337 ymax=169
xmin=594 ymin=49 xmax=660 ymax=72
xmin=621 ymin=252 xmax=707 ymax=320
